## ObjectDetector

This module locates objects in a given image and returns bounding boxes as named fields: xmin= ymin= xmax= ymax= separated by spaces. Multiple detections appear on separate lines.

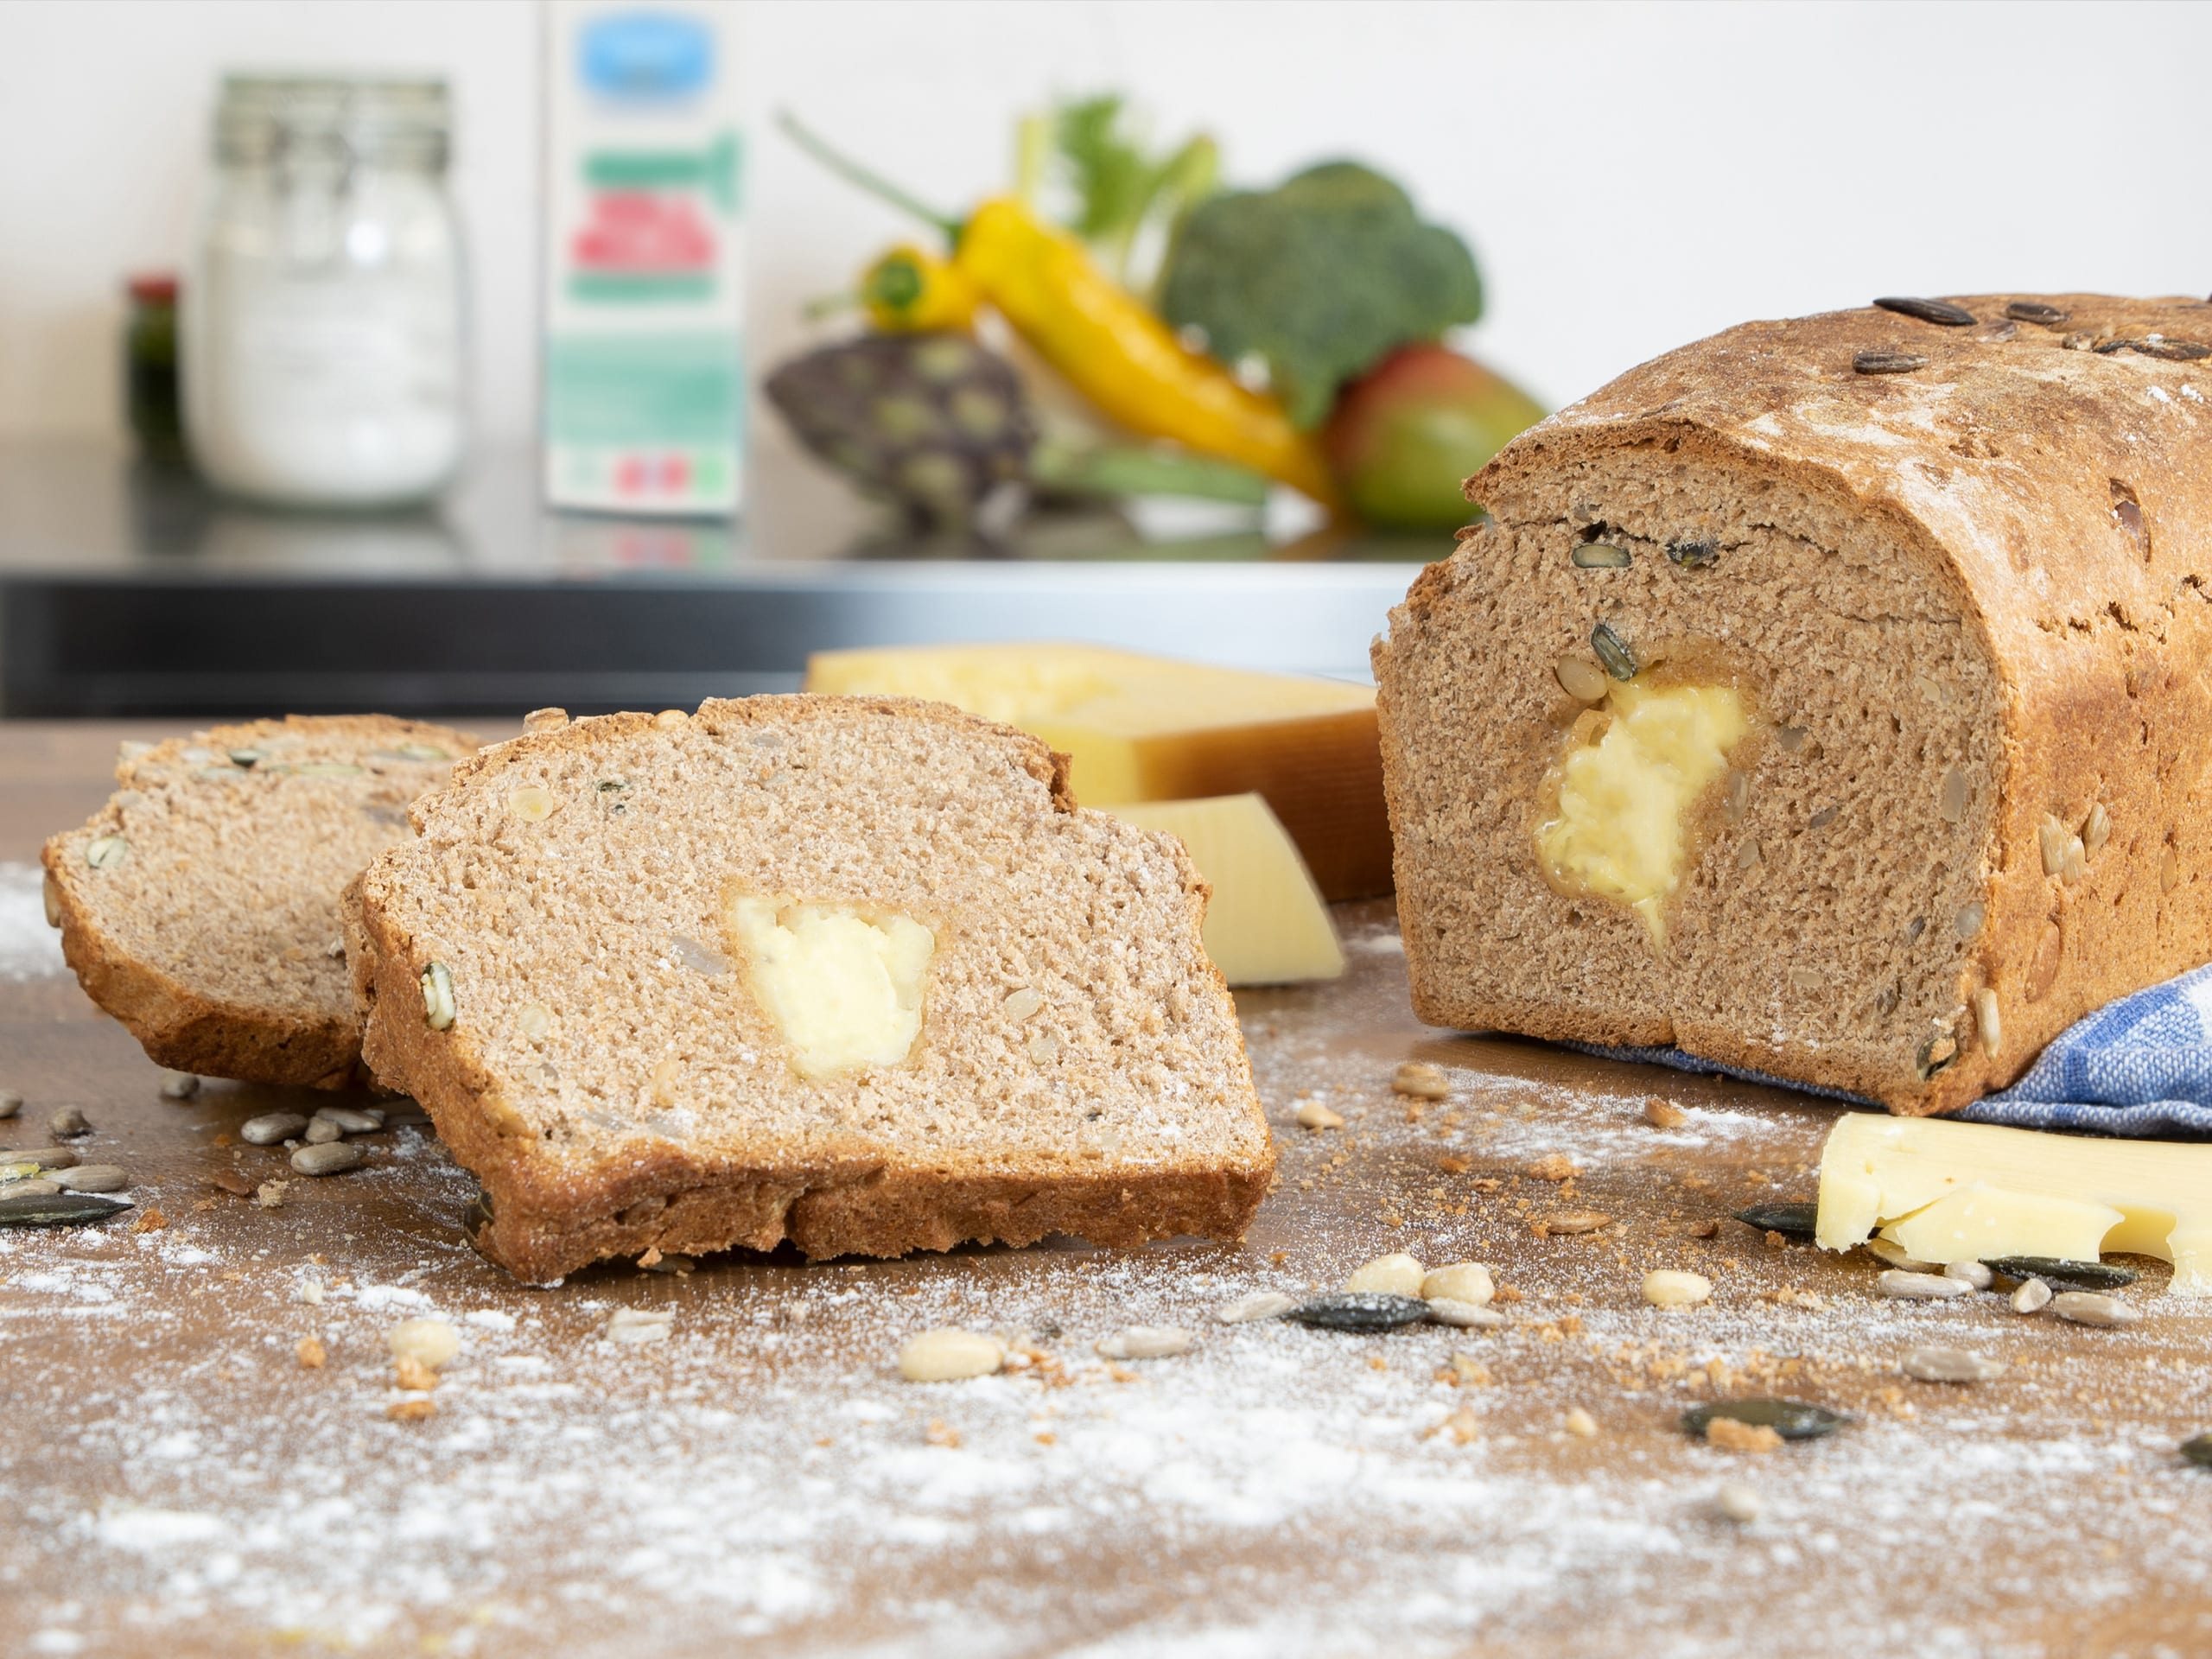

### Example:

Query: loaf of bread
xmin=347 ymin=696 xmax=1273 ymax=1283
xmin=41 ymin=716 xmax=474 ymax=1087
xmin=1375 ymin=295 xmax=2212 ymax=1114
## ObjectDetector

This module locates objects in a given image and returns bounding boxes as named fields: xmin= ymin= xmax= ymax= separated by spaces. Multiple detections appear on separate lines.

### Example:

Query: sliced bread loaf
xmin=1375 ymin=294 xmax=2212 ymax=1114
xmin=347 ymin=696 xmax=1274 ymax=1283
xmin=42 ymin=716 xmax=475 ymax=1088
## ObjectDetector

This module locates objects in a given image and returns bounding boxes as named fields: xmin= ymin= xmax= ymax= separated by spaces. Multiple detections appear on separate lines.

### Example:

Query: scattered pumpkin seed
xmin=1733 ymin=1201 xmax=1816 ymax=1240
xmin=2050 ymin=1291 xmax=2139 ymax=1327
xmin=1215 ymin=1290 xmax=1298 ymax=1325
xmin=1667 ymin=540 xmax=1718 ymax=568
xmin=1873 ymin=296 xmax=1976 ymax=326
xmin=1286 ymin=1293 xmax=1430 ymax=1332
xmin=2102 ymin=337 xmax=2212 ymax=362
xmin=421 ymin=961 xmax=456 ymax=1031
xmin=1571 ymin=543 xmax=1632 ymax=569
xmin=1902 ymin=1346 xmax=2006 ymax=1383
xmin=397 ymin=743 xmax=451 ymax=761
xmin=1682 ymin=1398 xmax=1847 ymax=1441
xmin=0 ymin=1191 xmax=133 ymax=1227
xmin=1590 ymin=622 xmax=1637 ymax=682
xmin=228 ymin=748 xmax=264 ymax=767
xmin=86 ymin=836 xmax=128 ymax=870
xmin=2181 ymin=1433 xmax=2212 ymax=1468
xmin=2005 ymin=301 xmax=2069 ymax=327
xmin=1853 ymin=351 xmax=1929 ymax=376
xmin=294 ymin=762 xmax=365 ymax=778
xmin=1985 ymin=1256 xmax=2138 ymax=1292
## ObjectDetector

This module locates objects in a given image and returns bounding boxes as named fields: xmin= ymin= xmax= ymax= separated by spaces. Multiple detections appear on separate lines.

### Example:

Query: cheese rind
xmin=802 ymin=642 xmax=1390 ymax=899
xmin=1815 ymin=1112 xmax=2212 ymax=1295
xmin=1105 ymin=793 xmax=1344 ymax=987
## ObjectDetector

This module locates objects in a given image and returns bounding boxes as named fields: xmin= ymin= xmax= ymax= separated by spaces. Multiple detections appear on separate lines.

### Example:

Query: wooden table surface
xmin=3 ymin=720 xmax=2210 ymax=1659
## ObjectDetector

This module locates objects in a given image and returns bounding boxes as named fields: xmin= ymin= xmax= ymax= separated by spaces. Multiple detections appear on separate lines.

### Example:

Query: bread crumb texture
xmin=41 ymin=715 xmax=474 ymax=1087
xmin=353 ymin=696 xmax=1273 ymax=1282
xmin=1376 ymin=294 xmax=2212 ymax=1115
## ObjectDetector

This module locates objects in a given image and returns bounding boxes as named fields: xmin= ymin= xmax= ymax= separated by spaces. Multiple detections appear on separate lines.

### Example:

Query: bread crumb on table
xmin=1705 ymin=1418 xmax=1783 ymax=1454
xmin=295 ymin=1337 xmax=326 ymax=1370
xmin=385 ymin=1398 xmax=437 ymax=1422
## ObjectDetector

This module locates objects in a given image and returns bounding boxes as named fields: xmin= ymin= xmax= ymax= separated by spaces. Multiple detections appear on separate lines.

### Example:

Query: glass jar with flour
xmin=184 ymin=76 xmax=466 ymax=506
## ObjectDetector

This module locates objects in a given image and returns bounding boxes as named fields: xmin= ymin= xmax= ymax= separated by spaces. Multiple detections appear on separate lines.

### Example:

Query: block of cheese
xmin=802 ymin=642 xmax=1390 ymax=899
xmin=1815 ymin=1112 xmax=2212 ymax=1295
xmin=1106 ymin=794 xmax=1344 ymax=986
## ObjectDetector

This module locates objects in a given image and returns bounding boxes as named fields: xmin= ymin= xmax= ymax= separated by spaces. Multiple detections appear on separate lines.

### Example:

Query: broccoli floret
xmin=1158 ymin=162 xmax=1484 ymax=429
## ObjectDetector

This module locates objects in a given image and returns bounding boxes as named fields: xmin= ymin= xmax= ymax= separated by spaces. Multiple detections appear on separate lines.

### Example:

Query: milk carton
xmin=543 ymin=0 xmax=743 ymax=515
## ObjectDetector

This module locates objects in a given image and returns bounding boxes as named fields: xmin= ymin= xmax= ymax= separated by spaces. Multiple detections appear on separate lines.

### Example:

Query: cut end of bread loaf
xmin=1377 ymin=295 xmax=2212 ymax=1115
xmin=41 ymin=716 xmax=477 ymax=1087
xmin=351 ymin=696 xmax=1274 ymax=1284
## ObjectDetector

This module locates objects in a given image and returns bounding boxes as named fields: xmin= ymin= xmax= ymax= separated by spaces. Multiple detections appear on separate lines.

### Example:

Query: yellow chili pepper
xmin=861 ymin=244 xmax=981 ymax=333
xmin=781 ymin=112 xmax=1338 ymax=509
xmin=951 ymin=200 xmax=1338 ymax=505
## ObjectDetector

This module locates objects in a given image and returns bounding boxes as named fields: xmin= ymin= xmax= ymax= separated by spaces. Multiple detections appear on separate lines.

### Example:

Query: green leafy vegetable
xmin=1029 ymin=94 xmax=1218 ymax=291
xmin=1158 ymin=162 xmax=1484 ymax=429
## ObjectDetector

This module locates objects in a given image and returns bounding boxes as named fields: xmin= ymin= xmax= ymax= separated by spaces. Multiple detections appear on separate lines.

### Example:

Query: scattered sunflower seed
xmin=1854 ymin=351 xmax=1929 ymax=376
xmin=240 ymin=1113 xmax=309 ymax=1147
xmin=2012 ymin=1277 xmax=2052 ymax=1313
xmin=0 ymin=1146 xmax=77 ymax=1171
xmin=1426 ymin=1299 xmax=1508 ymax=1330
xmin=1294 ymin=1100 xmax=1344 ymax=1130
xmin=2183 ymin=1433 xmax=2212 ymax=1469
xmin=1985 ymin=1255 xmax=2138 ymax=1293
xmin=52 ymin=1165 xmax=128 ymax=1193
xmin=4 ymin=1179 xmax=61 ymax=1198
xmin=291 ymin=1142 xmax=365 ymax=1177
xmin=2005 ymin=301 xmax=2069 ymax=327
xmin=1344 ymin=1252 xmax=1426 ymax=1297
xmin=304 ymin=1118 xmax=344 ymax=1146
xmin=1216 ymin=1291 xmax=1298 ymax=1325
xmin=158 ymin=1070 xmax=200 ymax=1101
xmin=1878 ymin=1269 xmax=1973 ymax=1300
xmin=314 ymin=1106 xmax=384 ymax=1135
xmin=1863 ymin=1236 xmax=1942 ymax=1273
xmin=605 ymin=1306 xmax=676 ymax=1345
xmin=1391 ymin=1061 xmax=1451 ymax=1100
xmin=1944 ymin=1260 xmax=1993 ymax=1289
xmin=1733 ymin=1201 xmax=1817 ymax=1240
xmin=421 ymin=961 xmax=456 ymax=1031
xmin=1554 ymin=654 xmax=1610 ymax=703
xmin=1095 ymin=1325 xmax=1192 ymax=1360
xmin=86 ymin=835 xmax=129 ymax=870
xmin=0 ymin=1089 xmax=18 ymax=1120
xmin=1564 ymin=1407 xmax=1599 ymax=1439
xmin=1873 ymin=296 xmax=1976 ymax=326
xmin=1571 ymin=542 xmax=1633 ymax=569
xmin=1902 ymin=1346 xmax=2006 ymax=1383
xmin=0 ymin=1191 xmax=133 ymax=1227
xmin=1286 ymin=1292 xmax=1430 ymax=1332
xmin=1538 ymin=1211 xmax=1613 ymax=1236
xmin=1421 ymin=1262 xmax=1495 ymax=1306
xmin=1590 ymin=621 xmax=1637 ymax=682
xmin=1643 ymin=1269 xmax=1713 ymax=1308
xmin=1715 ymin=1482 xmax=1762 ymax=1523
xmin=1683 ymin=1398 xmax=1848 ymax=1442
xmin=388 ymin=1319 xmax=461 ymax=1370
xmin=49 ymin=1106 xmax=91 ymax=1140
xmin=898 ymin=1327 xmax=1003 ymax=1380
xmin=2050 ymin=1291 xmax=2140 ymax=1327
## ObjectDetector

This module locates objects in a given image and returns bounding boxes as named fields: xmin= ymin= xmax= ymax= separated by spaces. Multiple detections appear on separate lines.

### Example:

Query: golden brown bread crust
xmin=1378 ymin=295 xmax=2212 ymax=1114
xmin=353 ymin=695 xmax=1273 ymax=1284
xmin=43 ymin=715 xmax=476 ymax=1089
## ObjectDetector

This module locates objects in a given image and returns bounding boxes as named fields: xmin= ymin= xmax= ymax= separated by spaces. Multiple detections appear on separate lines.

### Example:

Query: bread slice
xmin=1374 ymin=294 xmax=2212 ymax=1115
xmin=347 ymin=696 xmax=1274 ymax=1283
xmin=42 ymin=715 xmax=476 ymax=1088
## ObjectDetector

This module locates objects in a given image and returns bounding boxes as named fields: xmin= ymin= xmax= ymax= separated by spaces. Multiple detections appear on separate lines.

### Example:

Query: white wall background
xmin=3 ymin=0 xmax=2209 ymax=507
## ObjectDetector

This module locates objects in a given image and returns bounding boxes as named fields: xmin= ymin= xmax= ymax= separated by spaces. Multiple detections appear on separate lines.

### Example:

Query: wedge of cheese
xmin=802 ymin=642 xmax=1390 ymax=899
xmin=1815 ymin=1112 xmax=2212 ymax=1296
xmin=1106 ymin=794 xmax=1344 ymax=987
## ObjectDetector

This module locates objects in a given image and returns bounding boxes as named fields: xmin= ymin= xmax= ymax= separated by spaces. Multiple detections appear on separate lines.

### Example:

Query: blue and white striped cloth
xmin=1575 ymin=961 xmax=2212 ymax=1137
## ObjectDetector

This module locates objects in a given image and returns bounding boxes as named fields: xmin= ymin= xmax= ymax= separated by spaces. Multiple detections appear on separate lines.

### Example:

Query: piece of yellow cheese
xmin=802 ymin=641 xmax=1390 ymax=900
xmin=1535 ymin=679 xmax=1748 ymax=939
xmin=725 ymin=895 xmax=935 ymax=1080
xmin=1105 ymin=793 xmax=1344 ymax=987
xmin=1815 ymin=1111 xmax=2212 ymax=1295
